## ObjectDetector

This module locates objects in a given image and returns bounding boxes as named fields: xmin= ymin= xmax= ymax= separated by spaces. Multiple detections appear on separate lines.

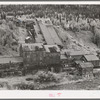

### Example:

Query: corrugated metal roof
xmin=84 ymin=54 xmax=99 ymax=61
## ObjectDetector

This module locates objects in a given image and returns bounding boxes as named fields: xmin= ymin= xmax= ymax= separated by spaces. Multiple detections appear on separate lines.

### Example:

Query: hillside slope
xmin=55 ymin=26 xmax=99 ymax=54
xmin=0 ymin=20 xmax=28 ymax=56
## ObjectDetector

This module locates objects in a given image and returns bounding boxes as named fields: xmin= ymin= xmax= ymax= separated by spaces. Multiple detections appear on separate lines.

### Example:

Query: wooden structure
xmin=19 ymin=43 xmax=44 ymax=68
xmin=75 ymin=61 xmax=94 ymax=78
xmin=37 ymin=18 xmax=63 ymax=46
xmin=81 ymin=54 xmax=100 ymax=68
xmin=65 ymin=50 xmax=89 ymax=60
xmin=20 ymin=43 xmax=61 ymax=70
xmin=44 ymin=45 xmax=60 ymax=66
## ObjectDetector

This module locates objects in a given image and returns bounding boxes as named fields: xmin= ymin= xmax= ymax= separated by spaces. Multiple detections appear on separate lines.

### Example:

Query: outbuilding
xmin=81 ymin=54 xmax=100 ymax=68
xmin=75 ymin=61 xmax=94 ymax=79
xmin=65 ymin=50 xmax=89 ymax=60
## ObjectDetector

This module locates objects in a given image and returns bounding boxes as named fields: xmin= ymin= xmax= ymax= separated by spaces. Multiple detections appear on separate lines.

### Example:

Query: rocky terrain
xmin=0 ymin=19 xmax=28 ymax=56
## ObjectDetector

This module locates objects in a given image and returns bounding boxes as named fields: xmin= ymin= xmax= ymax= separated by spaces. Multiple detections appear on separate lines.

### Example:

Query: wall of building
xmin=23 ymin=50 xmax=60 ymax=69
xmin=78 ymin=65 xmax=93 ymax=78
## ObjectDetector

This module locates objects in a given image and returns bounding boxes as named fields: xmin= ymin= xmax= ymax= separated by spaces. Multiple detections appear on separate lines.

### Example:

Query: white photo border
xmin=0 ymin=1 xmax=100 ymax=99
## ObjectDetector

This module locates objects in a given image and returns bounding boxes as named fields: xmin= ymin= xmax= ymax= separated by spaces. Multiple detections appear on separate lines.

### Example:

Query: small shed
xmin=81 ymin=54 xmax=100 ymax=68
xmin=75 ymin=61 xmax=94 ymax=79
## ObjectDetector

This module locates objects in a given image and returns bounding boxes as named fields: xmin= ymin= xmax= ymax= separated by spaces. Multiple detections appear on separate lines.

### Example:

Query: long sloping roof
xmin=38 ymin=18 xmax=63 ymax=46
xmin=47 ymin=25 xmax=63 ymax=46
xmin=39 ymin=23 xmax=55 ymax=45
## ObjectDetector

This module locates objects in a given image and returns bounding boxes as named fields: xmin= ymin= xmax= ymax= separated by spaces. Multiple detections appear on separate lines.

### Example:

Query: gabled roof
xmin=79 ymin=62 xmax=94 ymax=68
xmin=65 ymin=50 xmax=89 ymax=56
xmin=83 ymin=54 xmax=99 ymax=61
xmin=75 ymin=61 xmax=94 ymax=68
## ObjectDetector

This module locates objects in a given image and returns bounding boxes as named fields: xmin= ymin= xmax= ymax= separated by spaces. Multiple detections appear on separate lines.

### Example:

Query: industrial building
xmin=19 ymin=43 xmax=61 ymax=71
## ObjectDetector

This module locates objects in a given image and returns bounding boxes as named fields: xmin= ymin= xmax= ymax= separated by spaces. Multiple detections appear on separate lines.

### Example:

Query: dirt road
xmin=43 ymin=77 xmax=100 ymax=90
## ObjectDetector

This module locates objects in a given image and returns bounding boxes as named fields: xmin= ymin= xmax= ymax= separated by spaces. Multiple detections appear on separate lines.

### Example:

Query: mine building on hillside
xmin=19 ymin=43 xmax=61 ymax=71
xmin=75 ymin=61 xmax=94 ymax=79
xmin=81 ymin=54 xmax=100 ymax=68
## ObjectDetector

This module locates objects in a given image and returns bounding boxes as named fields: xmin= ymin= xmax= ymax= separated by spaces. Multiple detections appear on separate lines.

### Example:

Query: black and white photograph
xmin=0 ymin=3 xmax=100 ymax=91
